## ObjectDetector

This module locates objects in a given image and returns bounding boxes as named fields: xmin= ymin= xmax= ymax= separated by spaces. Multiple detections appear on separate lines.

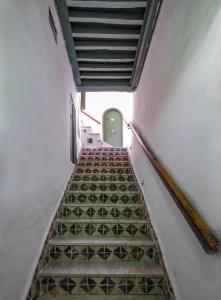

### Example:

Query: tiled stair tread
xmin=67 ymin=191 xmax=139 ymax=194
xmin=61 ymin=203 xmax=143 ymax=208
xmin=75 ymin=172 xmax=133 ymax=175
xmin=76 ymin=165 xmax=133 ymax=170
xmin=70 ymin=180 xmax=135 ymax=184
xmin=71 ymin=181 xmax=136 ymax=184
xmin=78 ymin=164 xmax=130 ymax=166
xmin=39 ymin=261 xmax=164 ymax=277
xmin=56 ymin=219 xmax=148 ymax=224
xmin=37 ymin=294 xmax=166 ymax=300
xmin=82 ymin=149 xmax=127 ymax=151
xmin=82 ymin=147 xmax=127 ymax=150
xmin=75 ymin=174 xmax=134 ymax=176
xmin=48 ymin=236 xmax=154 ymax=246
xmin=78 ymin=159 xmax=129 ymax=161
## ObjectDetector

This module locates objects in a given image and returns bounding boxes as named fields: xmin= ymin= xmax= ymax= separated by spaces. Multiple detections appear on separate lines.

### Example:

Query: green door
xmin=103 ymin=109 xmax=123 ymax=147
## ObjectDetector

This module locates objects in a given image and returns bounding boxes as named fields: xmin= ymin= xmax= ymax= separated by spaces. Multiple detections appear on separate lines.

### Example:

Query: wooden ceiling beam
xmin=67 ymin=0 xmax=147 ymax=9
xmin=69 ymin=11 xmax=143 ymax=25
xmin=75 ymin=40 xmax=137 ymax=51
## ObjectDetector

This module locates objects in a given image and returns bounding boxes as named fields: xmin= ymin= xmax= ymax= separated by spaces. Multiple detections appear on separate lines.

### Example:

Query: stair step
xmin=56 ymin=219 xmax=148 ymax=224
xmin=82 ymin=147 xmax=127 ymax=151
xmin=75 ymin=167 xmax=133 ymax=174
xmin=48 ymin=237 xmax=154 ymax=247
xmin=38 ymin=294 xmax=166 ymax=300
xmin=81 ymin=152 xmax=128 ymax=156
xmin=47 ymin=237 xmax=157 ymax=262
xmin=39 ymin=261 xmax=164 ymax=277
xmin=59 ymin=205 xmax=146 ymax=220
xmin=77 ymin=162 xmax=130 ymax=167
xmin=61 ymin=203 xmax=143 ymax=208
xmin=80 ymin=154 xmax=128 ymax=158
xmin=75 ymin=172 xmax=133 ymax=177
xmin=39 ymin=261 xmax=165 ymax=296
xmin=70 ymin=180 xmax=136 ymax=184
xmin=72 ymin=175 xmax=135 ymax=182
xmin=79 ymin=159 xmax=129 ymax=163
xmin=64 ymin=191 xmax=141 ymax=205
xmin=55 ymin=220 xmax=150 ymax=238
xmin=69 ymin=182 xmax=138 ymax=192
xmin=66 ymin=191 xmax=139 ymax=194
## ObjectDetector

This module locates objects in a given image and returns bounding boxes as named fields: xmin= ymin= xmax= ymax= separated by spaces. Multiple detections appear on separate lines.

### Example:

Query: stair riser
xmin=39 ymin=276 xmax=165 ymax=296
xmin=64 ymin=193 xmax=141 ymax=205
xmin=69 ymin=183 xmax=138 ymax=192
xmin=75 ymin=167 xmax=133 ymax=174
xmin=59 ymin=206 xmax=146 ymax=220
xmin=81 ymin=151 xmax=128 ymax=155
xmin=55 ymin=223 xmax=151 ymax=238
xmin=48 ymin=245 xmax=158 ymax=263
xmin=79 ymin=158 xmax=129 ymax=163
xmin=72 ymin=175 xmax=135 ymax=182
xmin=80 ymin=152 xmax=128 ymax=156
xmin=77 ymin=162 xmax=130 ymax=167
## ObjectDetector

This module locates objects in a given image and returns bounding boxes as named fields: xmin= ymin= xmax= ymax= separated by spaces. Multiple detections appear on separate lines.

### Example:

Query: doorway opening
xmin=70 ymin=94 xmax=77 ymax=163
xmin=103 ymin=108 xmax=123 ymax=147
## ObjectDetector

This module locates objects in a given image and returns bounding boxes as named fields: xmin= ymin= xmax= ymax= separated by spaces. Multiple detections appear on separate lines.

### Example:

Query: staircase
xmin=29 ymin=148 xmax=175 ymax=300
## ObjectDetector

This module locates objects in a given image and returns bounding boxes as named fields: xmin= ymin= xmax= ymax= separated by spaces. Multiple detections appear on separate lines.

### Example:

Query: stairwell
xmin=28 ymin=148 xmax=175 ymax=300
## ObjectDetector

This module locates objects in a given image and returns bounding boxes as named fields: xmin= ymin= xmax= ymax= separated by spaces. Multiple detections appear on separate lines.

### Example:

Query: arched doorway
xmin=103 ymin=108 xmax=123 ymax=147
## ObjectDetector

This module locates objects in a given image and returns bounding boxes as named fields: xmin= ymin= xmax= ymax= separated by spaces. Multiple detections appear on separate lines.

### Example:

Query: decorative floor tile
xmin=28 ymin=148 xmax=175 ymax=300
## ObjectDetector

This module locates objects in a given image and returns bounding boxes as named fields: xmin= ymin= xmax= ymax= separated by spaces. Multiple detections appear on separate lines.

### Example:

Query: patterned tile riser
xmin=81 ymin=151 xmax=128 ymax=155
xmin=54 ymin=223 xmax=151 ymax=238
xmin=69 ymin=182 xmax=138 ymax=192
xmin=81 ymin=148 xmax=127 ymax=154
xmin=63 ymin=193 xmax=141 ymax=205
xmin=77 ymin=162 xmax=131 ymax=167
xmin=48 ymin=245 xmax=158 ymax=262
xmin=39 ymin=276 xmax=165 ymax=296
xmin=58 ymin=206 xmax=146 ymax=220
xmin=72 ymin=174 xmax=135 ymax=182
xmin=75 ymin=167 xmax=133 ymax=174
xmin=79 ymin=157 xmax=129 ymax=163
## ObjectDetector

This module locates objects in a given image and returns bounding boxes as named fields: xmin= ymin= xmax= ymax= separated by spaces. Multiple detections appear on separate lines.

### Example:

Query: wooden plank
xmin=78 ymin=62 xmax=133 ymax=71
xmin=72 ymin=24 xmax=140 ymax=39
xmin=128 ymin=122 xmax=219 ymax=255
xmin=54 ymin=0 xmax=81 ymax=85
xmin=69 ymin=11 xmax=143 ymax=25
xmin=77 ymin=79 xmax=132 ymax=92
xmin=131 ymin=0 xmax=161 ymax=88
xmin=80 ymin=71 xmax=131 ymax=79
xmin=67 ymin=0 xmax=147 ymax=9
xmin=75 ymin=39 xmax=137 ymax=51
xmin=76 ymin=51 xmax=135 ymax=62
xmin=77 ymin=85 xmax=132 ymax=92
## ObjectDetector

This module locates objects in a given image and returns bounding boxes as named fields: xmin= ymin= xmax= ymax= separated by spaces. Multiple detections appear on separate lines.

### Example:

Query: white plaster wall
xmin=130 ymin=0 xmax=221 ymax=299
xmin=0 ymin=1 xmax=81 ymax=299
xmin=80 ymin=92 xmax=133 ymax=147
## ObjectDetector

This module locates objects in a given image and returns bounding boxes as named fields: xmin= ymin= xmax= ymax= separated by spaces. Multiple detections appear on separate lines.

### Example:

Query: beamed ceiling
xmin=55 ymin=0 xmax=162 ymax=92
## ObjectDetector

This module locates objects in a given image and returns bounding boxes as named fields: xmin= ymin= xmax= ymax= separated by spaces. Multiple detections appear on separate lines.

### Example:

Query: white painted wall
xmin=130 ymin=0 xmax=221 ymax=299
xmin=0 ymin=1 xmax=81 ymax=299
xmin=80 ymin=92 xmax=133 ymax=147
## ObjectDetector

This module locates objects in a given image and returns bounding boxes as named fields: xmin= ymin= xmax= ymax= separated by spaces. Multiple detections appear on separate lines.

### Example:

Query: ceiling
xmin=55 ymin=0 xmax=162 ymax=92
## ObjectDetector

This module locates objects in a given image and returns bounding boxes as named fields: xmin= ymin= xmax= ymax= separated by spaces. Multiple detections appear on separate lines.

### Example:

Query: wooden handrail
xmin=127 ymin=121 xmax=219 ymax=254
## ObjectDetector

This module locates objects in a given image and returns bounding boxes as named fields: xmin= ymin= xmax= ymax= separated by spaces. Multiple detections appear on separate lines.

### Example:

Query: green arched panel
xmin=103 ymin=109 xmax=123 ymax=147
